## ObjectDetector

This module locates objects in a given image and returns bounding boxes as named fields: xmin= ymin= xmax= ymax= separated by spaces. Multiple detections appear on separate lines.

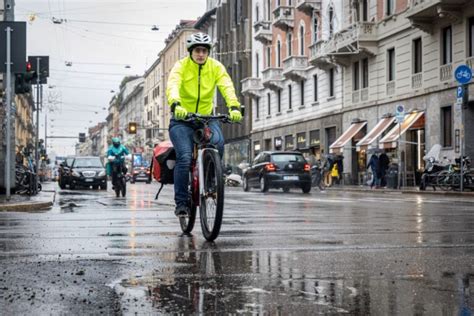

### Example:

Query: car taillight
xmin=304 ymin=163 xmax=311 ymax=172
xmin=265 ymin=163 xmax=277 ymax=172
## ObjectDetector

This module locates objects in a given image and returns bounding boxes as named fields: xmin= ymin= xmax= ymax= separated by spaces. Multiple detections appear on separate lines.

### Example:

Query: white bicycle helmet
xmin=186 ymin=32 xmax=212 ymax=52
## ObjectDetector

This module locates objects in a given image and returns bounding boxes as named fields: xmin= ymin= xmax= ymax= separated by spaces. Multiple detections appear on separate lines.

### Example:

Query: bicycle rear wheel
xmin=180 ymin=170 xmax=197 ymax=234
xmin=437 ymin=170 xmax=453 ymax=191
xmin=199 ymin=149 xmax=224 ymax=241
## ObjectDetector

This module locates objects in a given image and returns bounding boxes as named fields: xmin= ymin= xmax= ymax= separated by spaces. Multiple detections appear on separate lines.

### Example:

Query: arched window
xmin=329 ymin=7 xmax=335 ymax=37
xmin=313 ymin=13 xmax=319 ymax=43
xmin=299 ymin=25 xmax=305 ymax=55
xmin=277 ymin=40 xmax=281 ymax=67
xmin=287 ymin=33 xmax=292 ymax=57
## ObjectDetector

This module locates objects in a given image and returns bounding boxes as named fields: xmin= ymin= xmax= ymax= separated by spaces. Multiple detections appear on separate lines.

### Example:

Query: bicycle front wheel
xmin=199 ymin=149 xmax=224 ymax=241
xmin=180 ymin=170 xmax=197 ymax=234
xmin=437 ymin=170 xmax=453 ymax=191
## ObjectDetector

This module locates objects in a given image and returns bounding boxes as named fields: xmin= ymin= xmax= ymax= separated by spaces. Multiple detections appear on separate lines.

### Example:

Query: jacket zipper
xmin=195 ymin=64 xmax=202 ymax=113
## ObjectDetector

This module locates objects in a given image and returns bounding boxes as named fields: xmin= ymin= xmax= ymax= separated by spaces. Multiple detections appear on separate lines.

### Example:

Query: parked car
xmin=243 ymin=151 xmax=312 ymax=193
xmin=58 ymin=156 xmax=75 ymax=189
xmin=69 ymin=156 xmax=107 ymax=190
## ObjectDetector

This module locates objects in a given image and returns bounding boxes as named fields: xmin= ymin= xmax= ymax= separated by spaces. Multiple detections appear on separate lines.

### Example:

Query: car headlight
xmin=98 ymin=170 xmax=106 ymax=177
xmin=72 ymin=170 xmax=81 ymax=177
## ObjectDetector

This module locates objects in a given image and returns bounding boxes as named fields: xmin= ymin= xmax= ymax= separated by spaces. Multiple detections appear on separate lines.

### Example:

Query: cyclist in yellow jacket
xmin=166 ymin=32 xmax=242 ymax=217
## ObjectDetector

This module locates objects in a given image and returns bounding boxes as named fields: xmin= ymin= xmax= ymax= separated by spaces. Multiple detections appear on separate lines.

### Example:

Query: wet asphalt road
xmin=0 ymin=182 xmax=473 ymax=315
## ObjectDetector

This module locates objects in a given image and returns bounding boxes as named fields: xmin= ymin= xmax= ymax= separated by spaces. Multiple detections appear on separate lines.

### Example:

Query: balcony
xmin=310 ymin=23 xmax=378 ymax=67
xmin=261 ymin=68 xmax=284 ymax=91
xmin=296 ymin=0 xmax=322 ymax=15
xmin=406 ymin=0 xmax=467 ymax=34
xmin=309 ymin=40 xmax=334 ymax=68
xmin=253 ymin=20 xmax=272 ymax=44
xmin=412 ymin=73 xmax=423 ymax=89
xmin=273 ymin=5 xmax=294 ymax=30
xmin=440 ymin=64 xmax=452 ymax=81
xmin=282 ymin=56 xmax=309 ymax=81
xmin=241 ymin=77 xmax=264 ymax=98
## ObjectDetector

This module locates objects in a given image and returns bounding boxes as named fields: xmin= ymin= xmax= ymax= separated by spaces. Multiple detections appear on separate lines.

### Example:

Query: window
xmin=309 ymin=130 xmax=320 ymax=147
xmin=287 ymin=33 xmax=292 ymax=57
xmin=362 ymin=58 xmax=369 ymax=88
xmin=277 ymin=40 xmax=281 ymax=67
xmin=469 ymin=17 xmax=474 ymax=57
xmin=277 ymin=90 xmax=281 ymax=113
xmin=353 ymin=61 xmax=360 ymax=91
xmin=267 ymin=93 xmax=271 ymax=115
xmin=442 ymin=26 xmax=452 ymax=65
xmin=313 ymin=74 xmax=318 ymax=101
xmin=256 ymin=5 xmax=260 ymax=22
xmin=385 ymin=0 xmax=394 ymax=16
xmin=329 ymin=7 xmax=334 ymax=37
xmin=387 ymin=48 xmax=395 ymax=81
xmin=256 ymin=53 xmax=260 ymax=77
xmin=255 ymin=97 xmax=260 ymax=119
xmin=441 ymin=106 xmax=452 ymax=147
xmin=299 ymin=25 xmax=305 ymax=55
xmin=362 ymin=0 xmax=368 ymax=21
xmin=413 ymin=38 xmax=422 ymax=74
xmin=297 ymin=132 xmax=306 ymax=149
xmin=266 ymin=46 xmax=271 ymax=67
xmin=313 ymin=14 xmax=319 ymax=42
xmin=300 ymin=80 xmax=305 ymax=105
xmin=288 ymin=84 xmax=292 ymax=109
xmin=285 ymin=135 xmax=294 ymax=150
xmin=329 ymin=68 xmax=335 ymax=97
xmin=266 ymin=0 xmax=271 ymax=20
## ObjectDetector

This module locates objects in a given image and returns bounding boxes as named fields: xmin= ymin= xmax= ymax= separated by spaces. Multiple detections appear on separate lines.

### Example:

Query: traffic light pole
xmin=34 ymin=57 xmax=41 ymax=195
xmin=4 ymin=27 xmax=12 ymax=200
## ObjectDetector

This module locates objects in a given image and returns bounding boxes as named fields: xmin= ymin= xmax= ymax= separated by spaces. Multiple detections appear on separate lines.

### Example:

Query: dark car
xmin=243 ymin=151 xmax=312 ymax=193
xmin=130 ymin=165 xmax=151 ymax=183
xmin=69 ymin=156 xmax=107 ymax=190
xmin=58 ymin=156 xmax=75 ymax=189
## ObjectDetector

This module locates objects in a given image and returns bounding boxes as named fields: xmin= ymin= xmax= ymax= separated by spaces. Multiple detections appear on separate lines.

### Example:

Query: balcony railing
xmin=386 ymin=81 xmax=395 ymax=96
xmin=241 ymin=77 xmax=264 ymax=98
xmin=273 ymin=5 xmax=294 ymax=30
xmin=360 ymin=88 xmax=369 ymax=102
xmin=440 ymin=64 xmax=452 ymax=82
xmin=296 ymin=0 xmax=322 ymax=15
xmin=282 ymin=56 xmax=309 ymax=81
xmin=412 ymin=73 xmax=423 ymax=89
xmin=309 ymin=40 xmax=333 ymax=68
xmin=352 ymin=91 xmax=360 ymax=103
xmin=262 ymin=67 xmax=284 ymax=90
xmin=310 ymin=23 xmax=377 ymax=66
xmin=253 ymin=20 xmax=272 ymax=44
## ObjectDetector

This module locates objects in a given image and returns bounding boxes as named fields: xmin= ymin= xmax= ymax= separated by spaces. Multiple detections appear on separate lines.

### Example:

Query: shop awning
xmin=379 ymin=111 xmax=425 ymax=148
xmin=355 ymin=116 xmax=395 ymax=151
xmin=329 ymin=121 xmax=367 ymax=154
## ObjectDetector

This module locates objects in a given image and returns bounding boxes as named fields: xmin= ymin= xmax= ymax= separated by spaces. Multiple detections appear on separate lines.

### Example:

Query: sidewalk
xmin=0 ymin=181 xmax=56 ymax=212
xmin=325 ymin=184 xmax=474 ymax=196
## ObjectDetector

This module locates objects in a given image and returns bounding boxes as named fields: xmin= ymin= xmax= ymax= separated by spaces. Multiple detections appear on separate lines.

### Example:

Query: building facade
xmin=118 ymin=77 xmax=144 ymax=152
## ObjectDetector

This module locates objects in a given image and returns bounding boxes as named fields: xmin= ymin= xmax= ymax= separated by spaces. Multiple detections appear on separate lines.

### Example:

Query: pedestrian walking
xmin=379 ymin=151 xmax=390 ymax=187
xmin=367 ymin=153 xmax=380 ymax=188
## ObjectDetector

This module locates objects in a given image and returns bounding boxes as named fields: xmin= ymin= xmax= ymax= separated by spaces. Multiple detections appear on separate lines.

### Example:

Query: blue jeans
xmin=169 ymin=119 xmax=224 ymax=207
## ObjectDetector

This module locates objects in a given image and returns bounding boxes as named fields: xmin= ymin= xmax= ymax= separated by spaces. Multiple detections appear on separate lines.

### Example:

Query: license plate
xmin=284 ymin=176 xmax=299 ymax=181
xmin=85 ymin=178 xmax=94 ymax=182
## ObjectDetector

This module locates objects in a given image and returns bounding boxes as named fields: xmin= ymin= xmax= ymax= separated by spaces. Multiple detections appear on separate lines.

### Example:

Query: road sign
xmin=0 ymin=21 xmax=26 ymax=73
xmin=454 ymin=65 xmax=472 ymax=85
xmin=395 ymin=104 xmax=405 ymax=123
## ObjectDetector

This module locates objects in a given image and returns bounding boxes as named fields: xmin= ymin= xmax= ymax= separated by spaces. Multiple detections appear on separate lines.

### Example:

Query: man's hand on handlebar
xmin=229 ymin=106 xmax=242 ymax=123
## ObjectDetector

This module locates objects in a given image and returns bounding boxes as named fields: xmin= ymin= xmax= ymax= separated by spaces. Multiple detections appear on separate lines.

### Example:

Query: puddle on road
xmin=112 ymin=239 xmax=474 ymax=314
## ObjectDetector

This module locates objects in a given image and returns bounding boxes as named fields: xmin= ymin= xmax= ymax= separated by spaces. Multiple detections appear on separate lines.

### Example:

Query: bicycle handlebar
xmin=181 ymin=113 xmax=233 ymax=124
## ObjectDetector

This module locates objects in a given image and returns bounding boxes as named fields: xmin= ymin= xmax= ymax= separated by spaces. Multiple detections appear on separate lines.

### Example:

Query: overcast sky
xmin=15 ymin=0 xmax=206 ymax=157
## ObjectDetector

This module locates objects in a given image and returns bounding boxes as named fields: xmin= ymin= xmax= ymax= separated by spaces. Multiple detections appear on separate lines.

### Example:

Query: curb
xmin=326 ymin=186 xmax=474 ymax=197
xmin=0 ymin=201 xmax=53 ymax=212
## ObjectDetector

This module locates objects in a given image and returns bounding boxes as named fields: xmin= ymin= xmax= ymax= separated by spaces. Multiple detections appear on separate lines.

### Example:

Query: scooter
xmin=419 ymin=144 xmax=448 ymax=191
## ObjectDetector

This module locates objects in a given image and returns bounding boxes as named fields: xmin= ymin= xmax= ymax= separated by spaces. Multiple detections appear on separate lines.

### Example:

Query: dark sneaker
xmin=174 ymin=205 xmax=189 ymax=217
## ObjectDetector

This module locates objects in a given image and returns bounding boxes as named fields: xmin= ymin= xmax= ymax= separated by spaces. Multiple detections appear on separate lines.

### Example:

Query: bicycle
xmin=108 ymin=155 xmax=127 ymax=197
xmin=178 ymin=113 xmax=232 ymax=242
xmin=437 ymin=156 xmax=472 ymax=191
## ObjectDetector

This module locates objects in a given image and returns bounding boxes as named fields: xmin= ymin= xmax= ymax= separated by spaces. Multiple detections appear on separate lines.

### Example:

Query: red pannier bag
xmin=150 ymin=141 xmax=176 ymax=199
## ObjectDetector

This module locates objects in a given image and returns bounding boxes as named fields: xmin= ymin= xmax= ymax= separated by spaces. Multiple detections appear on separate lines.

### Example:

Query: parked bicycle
xmin=179 ymin=113 xmax=232 ymax=242
xmin=15 ymin=155 xmax=41 ymax=195
xmin=437 ymin=156 xmax=473 ymax=191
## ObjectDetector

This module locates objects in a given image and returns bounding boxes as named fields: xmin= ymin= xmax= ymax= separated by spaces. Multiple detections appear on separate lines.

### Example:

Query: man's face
xmin=191 ymin=46 xmax=209 ymax=64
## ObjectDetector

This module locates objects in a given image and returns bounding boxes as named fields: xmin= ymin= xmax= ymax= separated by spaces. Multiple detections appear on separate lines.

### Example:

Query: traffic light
xmin=14 ymin=73 xmax=31 ymax=94
xmin=128 ymin=122 xmax=137 ymax=134
xmin=78 ymin=133 xmax=86 ymax=143
xmin=24 ymin=61 xmax=38 ymax=84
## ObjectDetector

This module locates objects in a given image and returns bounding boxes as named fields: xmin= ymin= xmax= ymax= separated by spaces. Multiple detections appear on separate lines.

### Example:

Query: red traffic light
xmin=26 ymin=61 xmax=32 ymax=72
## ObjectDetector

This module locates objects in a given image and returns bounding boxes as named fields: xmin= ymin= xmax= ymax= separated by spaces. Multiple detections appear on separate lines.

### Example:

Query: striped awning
xmin=355 ymin=116 xmax=395 ymax=151
xmin=329 ymin=121 xmax=367 ymax=154
xmin=379 ymin=111 xmax=425 ymax=148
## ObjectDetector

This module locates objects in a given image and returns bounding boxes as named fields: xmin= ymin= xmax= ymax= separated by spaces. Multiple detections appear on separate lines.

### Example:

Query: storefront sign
xmin=274 ymin=137 xmax=282 ymax=149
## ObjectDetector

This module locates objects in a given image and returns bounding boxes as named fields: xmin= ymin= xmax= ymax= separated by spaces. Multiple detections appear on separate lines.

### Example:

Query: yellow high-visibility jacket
xmin=166 ymin=56 xmax=240 ymax=115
